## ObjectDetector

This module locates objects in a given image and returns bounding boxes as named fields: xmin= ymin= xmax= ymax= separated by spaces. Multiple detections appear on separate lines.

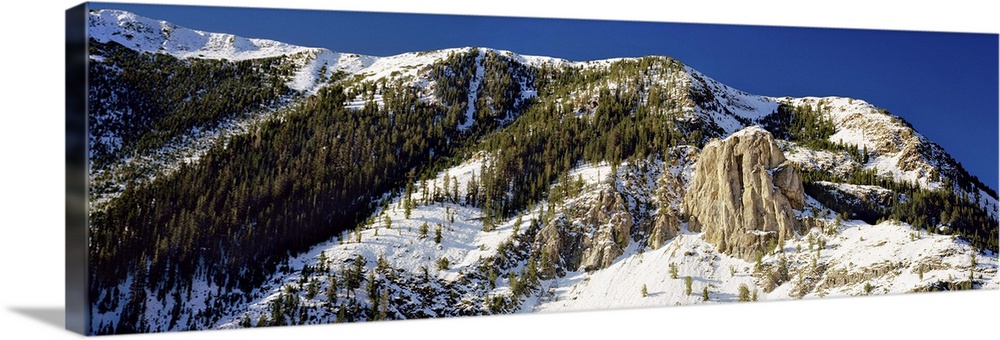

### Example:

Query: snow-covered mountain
xmin=85 ymin=10 xmax=998 ymax=335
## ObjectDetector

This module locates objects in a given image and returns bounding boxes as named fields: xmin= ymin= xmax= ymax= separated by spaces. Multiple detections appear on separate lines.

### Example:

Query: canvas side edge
xmin=66 ymin=2 xmax=90 ymax=336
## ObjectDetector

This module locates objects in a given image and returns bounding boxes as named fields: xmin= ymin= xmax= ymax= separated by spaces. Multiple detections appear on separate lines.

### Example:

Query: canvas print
xmin=73 ymin=2 xmax=999 ymax=335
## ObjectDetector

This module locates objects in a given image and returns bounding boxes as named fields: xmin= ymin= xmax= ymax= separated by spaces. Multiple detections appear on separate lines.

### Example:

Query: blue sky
xmin=90 ymin=2 xmax=998 ymax=191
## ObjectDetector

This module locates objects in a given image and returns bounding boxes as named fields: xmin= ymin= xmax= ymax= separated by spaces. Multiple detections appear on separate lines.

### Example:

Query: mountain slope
xmin=85 ymin=10 xmax=998 ymax=335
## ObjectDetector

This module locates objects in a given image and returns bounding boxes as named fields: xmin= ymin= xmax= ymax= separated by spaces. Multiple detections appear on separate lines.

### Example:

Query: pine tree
xmin=420 ymin=178 xmax=429 ymax=203
xmin=669 ymin=262 xmax=678 ymax=279
xmin=306 ymin=278 xmax=319 ymax=300
xmin=738 ymin=284 xmax=751 ymax=302
xmin=641 ymin=284 xmax=648 ymax=297
xmin=376 ymin=253 xmax=390 ymax=273
xmin=487 ymin=266 xmax=497 ymax=288
xmin=437 ymin=257 xmax=450 ymax=270
xmin=269 ymin=292 xmax=286 ymax=326
xmin=684 ymin=276 xmax=693 ymax=296
xmin=442 ymin=173 xmax=450 ymax=202
xmin=404 ymin=182 xmax=415 ymax=219
xmin=378 ymin=289 xmax=389 ymax=321
xmin=702 ymin=286 xmax=709 ymax=301
xmin=526 ymin=255 xmax=539 ymax=286
xmin=317 ymin=251 xmax=329 ymax=273
xmin=326 ymin=275 xmax=338 ymax=304
xmin=335 ymin=302 xmax=346 ymax=323
xmin=366 ymin=271 xmax=379 ymax=302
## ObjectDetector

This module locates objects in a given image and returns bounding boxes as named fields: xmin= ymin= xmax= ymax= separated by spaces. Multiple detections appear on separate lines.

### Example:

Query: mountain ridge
xmin=84 ymin=9 xmax=1000 ymax=205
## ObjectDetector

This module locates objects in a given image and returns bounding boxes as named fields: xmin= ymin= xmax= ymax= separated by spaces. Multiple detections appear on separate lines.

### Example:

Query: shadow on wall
xmin=9 ymin=307 xmax=65 ymax=330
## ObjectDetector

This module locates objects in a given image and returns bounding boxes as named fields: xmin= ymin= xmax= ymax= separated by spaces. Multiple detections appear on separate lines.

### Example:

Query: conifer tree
xmin=738 ymin=284 xmax=751 ymax=302
xmin=437 ymin=257 xmax=450 ymax=270
xmin=326 ymin=275 xmax=338 ymax=305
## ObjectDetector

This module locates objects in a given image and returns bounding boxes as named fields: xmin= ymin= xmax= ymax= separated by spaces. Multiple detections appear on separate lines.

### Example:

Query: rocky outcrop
xmin=648 ymin=213 xmax=680 ymax=250
xmin=683 ymin=126 xmax=805 ymax=260
xmin=533 ymin=147 xmax=699 ymax=274
xmin=533 ymin=187 xmax=633 ymax=276
xmin=579 ymin=190 xmax=632 ymax=270
xmin=647 ymin=146 xmax=698 ymax=248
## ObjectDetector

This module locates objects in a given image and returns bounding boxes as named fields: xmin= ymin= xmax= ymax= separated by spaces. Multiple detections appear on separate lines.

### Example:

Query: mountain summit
xmin=84 ymin=10 xmax=998 ymax=335
xmin=89 ymin=9 xmax=319 ymax=60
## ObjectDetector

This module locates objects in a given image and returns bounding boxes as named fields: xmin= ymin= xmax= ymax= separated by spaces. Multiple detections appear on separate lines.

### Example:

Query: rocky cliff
xmin=683 ymin=126 xmax=805 ymax=260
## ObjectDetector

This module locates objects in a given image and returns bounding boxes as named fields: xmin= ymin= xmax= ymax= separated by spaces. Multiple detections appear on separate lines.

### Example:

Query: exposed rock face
xmin=647 ymin=146 xmax=698 ymax=249
xmin=533 ymin=147 xmax=700 ymax=275
xmin=578 ymin=190 xmax=632 ymax=270
xmin=649 ymin=213 xmax=680 ymax=250
xmin=534 ymin=187 xmax=633 ymax=277
xmin=683 ymin=126 xmax=805 ymax=260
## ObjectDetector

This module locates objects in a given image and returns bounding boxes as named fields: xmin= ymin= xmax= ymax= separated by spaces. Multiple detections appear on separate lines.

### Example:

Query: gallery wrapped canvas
xmin=66 ymin=1 xmax=999 ymax=336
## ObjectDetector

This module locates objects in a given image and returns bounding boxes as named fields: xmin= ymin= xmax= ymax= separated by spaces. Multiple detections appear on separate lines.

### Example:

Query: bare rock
xmin=578 ymin=191 xmax=632 ymax=270
xmin=649 ymin=213 xmax=680 ymax=249
xmin=682 ymin=126 xmax=805 ymax=260
xmin=532 ymin=187 xmax=632 ymax=276
xmin=647 ymin=146 xmax=698 ymax=248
